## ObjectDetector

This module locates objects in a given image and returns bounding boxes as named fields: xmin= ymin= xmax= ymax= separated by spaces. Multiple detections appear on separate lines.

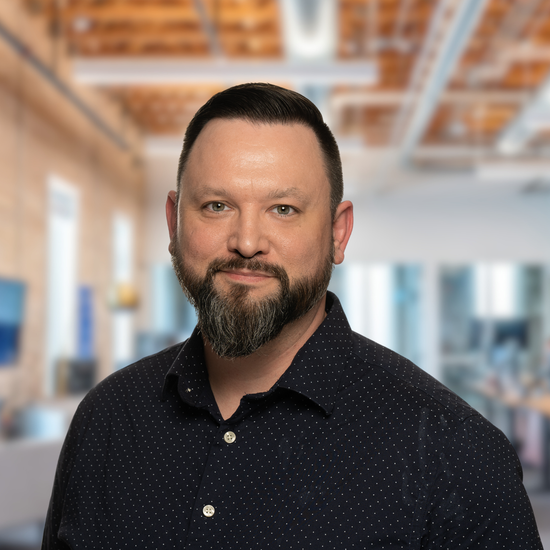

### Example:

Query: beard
xmin=170 ymin=242 xmax=334 ymax=359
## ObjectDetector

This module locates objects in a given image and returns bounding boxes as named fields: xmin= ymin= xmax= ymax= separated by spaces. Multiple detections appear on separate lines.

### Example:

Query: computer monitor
xmin=0 ymin=278 xmax=26 ymax=366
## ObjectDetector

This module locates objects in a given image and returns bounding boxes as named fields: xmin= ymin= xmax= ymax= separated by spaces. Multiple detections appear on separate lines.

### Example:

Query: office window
xmin=112 ymin=213 xmax=135 ymax=370
xmin=45 ymin=175 xmax=79 ymax=395
xmin=331 ymin=263 xmax=422 ymax=365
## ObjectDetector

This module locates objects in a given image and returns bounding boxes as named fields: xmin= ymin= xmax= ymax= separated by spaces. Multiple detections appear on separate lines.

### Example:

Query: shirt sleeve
xmin=41 ymin=394 xmax=95 ymax=550
xmin=421 ymin=414 xmax=543 ymax=549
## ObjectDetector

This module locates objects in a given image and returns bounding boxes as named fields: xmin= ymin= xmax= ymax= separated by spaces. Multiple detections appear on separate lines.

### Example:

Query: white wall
xmin=144 ymin=156 xmax=176 ymax=266
xmin=346 ymin=184 xmax=550 ymax=263
xmin=145 ymin=153 xmax=550 ymax=265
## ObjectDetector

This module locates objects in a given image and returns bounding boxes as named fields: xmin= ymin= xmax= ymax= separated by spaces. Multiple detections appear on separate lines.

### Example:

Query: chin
xmin=217 ymin=279 xmax=279 ymax=300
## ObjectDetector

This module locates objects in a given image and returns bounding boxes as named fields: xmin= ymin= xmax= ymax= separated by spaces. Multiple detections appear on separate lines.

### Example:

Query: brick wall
xmin=0 ymin=2 xmax=145 ymax=402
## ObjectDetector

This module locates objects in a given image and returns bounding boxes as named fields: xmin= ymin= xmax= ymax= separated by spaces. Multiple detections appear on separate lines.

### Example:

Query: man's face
xmin=167 ymin=119 xmax=339 ymax=357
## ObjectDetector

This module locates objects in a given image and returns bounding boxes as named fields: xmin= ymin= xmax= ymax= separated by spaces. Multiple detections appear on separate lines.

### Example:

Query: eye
xmin=273 ymin=205 xmax=295 ymax=216
xmin=207 ymin=202 xmax=227 ymax=212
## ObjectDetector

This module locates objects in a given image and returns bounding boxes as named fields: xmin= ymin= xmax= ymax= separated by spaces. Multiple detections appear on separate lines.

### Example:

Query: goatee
xmin=170 ymin=245 xmax=333 ymax=358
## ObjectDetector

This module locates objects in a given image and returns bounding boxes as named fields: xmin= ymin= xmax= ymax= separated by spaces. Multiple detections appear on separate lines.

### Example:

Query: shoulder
xmin=77 ymin=341 xmax=186 ymax=417
xmin=341 ymin=333 xmax=539 ymax=544
xmin=335 ymin=330 xmax=521 ymax=469
xmin=348 ymin=330 xmax=476 ymax=424
xmin=59 ymin=342 xmax=187 ymax=463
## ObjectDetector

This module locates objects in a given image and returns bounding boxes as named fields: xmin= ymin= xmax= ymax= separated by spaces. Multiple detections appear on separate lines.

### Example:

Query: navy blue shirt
xmin=42 ymin=293 xmax=542 ymax=549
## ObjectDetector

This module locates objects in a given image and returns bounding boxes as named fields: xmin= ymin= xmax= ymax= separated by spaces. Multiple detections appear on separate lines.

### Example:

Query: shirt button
xmin=223 ymin=431 xmax=236 ymax=444
xmin=203 ymin=505 xmax=215 ymax=517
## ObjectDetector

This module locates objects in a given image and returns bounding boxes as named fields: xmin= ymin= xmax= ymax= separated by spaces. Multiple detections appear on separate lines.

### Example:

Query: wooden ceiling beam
xmin=110 ymin=84 xmax=221 ymax=96
xmin=340 ymin=4 xmax=432 ymax=26
xmin=71 ymin=35 xmax=281 ymax=57
xmin=22 ymin=0 xmax=550 ymax=153
xmin=67 ymin=27 xmax=207 ymax=43
xmin=214 ymin=3 xmax=279 ymax=25
xmin=74 ymin=42 xmax=210 ymax=56
xmin=217 ymin=21 xmax=279 ymax=33
xmin=61 ymin=3 xmax=200 ymax=24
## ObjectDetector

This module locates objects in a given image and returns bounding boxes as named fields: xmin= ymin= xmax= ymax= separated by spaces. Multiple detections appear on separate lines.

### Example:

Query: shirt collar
xmin=161 ymin=326 xmax=211 ymax=408
xmin=161 ymin=292 xmax=355 ymax=416
xmin=274 ymin=292 xmax=354 ymax=415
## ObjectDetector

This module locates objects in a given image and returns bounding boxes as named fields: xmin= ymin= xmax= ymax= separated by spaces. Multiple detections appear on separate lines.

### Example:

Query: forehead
xmin=194 ymin=117 xmax=323 ymax=154
xmin=183 ymin=119 xmax=328 ymax=192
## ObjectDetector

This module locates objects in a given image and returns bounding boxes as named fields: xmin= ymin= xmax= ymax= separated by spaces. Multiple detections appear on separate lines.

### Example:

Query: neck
xmin=203 ymin=294 xmax=327 ymax=420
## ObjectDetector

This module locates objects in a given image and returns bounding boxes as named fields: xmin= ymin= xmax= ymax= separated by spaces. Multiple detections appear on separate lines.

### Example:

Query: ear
xmin=166 ymin=190 xmax=178 ymax=255
xmin=332 ymin=200 xmax=353 ymax=265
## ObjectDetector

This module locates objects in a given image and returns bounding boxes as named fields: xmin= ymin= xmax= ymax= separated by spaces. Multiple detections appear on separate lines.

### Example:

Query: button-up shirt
xmin=42 ymin=293 xmax=542 ymax=549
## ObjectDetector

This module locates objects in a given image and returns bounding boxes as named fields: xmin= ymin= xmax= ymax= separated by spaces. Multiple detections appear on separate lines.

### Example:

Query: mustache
xmin=206 ymin=257 xmax=288 ymax=281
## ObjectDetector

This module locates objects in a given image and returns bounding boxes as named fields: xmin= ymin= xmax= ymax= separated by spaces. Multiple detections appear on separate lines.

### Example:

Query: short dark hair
xmin=176 ymin=82 xmax=343 ymax=217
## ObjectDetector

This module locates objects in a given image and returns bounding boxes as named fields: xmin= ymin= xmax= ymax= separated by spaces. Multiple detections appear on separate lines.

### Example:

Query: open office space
xmin=1 ymin=1 xmax=550 ymax=547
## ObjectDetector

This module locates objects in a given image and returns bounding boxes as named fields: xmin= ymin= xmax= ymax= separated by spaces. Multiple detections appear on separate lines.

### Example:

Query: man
xmin=43 ymin=83 xmax=542 ymax=549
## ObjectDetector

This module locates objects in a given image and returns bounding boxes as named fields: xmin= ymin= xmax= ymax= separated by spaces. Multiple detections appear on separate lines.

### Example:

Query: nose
xmin=227 ymin=210 xmax=269 ymax=258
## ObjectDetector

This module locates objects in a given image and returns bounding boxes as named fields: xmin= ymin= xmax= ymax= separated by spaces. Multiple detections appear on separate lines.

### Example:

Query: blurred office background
xmin=1 ymin=0 xmax=550 ymax=547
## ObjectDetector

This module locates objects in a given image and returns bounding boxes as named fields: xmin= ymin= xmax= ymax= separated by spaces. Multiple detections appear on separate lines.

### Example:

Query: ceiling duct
xmin=394 ymin=0 xmax=488 ymax=166
xmin=0 ymin=17 xmax=127 ymax=150
xmin=497 ymin=72 xmax=550 ymax=155
xmin=279 ymin=0 xmax=337 ymax=61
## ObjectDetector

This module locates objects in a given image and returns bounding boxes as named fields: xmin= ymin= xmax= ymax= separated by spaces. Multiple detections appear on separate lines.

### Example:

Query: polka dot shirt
xmin=42 ymin=293 xmax=543 ymax=549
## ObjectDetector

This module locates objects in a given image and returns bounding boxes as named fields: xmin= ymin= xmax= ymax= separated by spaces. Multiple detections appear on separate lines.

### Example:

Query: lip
xmin=219 ymin=269 xmax=275 ymax=283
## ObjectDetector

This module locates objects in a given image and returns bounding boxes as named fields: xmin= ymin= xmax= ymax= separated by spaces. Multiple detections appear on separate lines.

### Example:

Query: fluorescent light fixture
xmin=476 ymin=161 xmax=550 ymax=182
xmin=145 ymin=136 xmax=183 ymax=157
xmin=495 ymin=139 xmax=524 ymax=156
xmin=280 ymin=0 xmax=337 ymax=61
xmin=335 ymin=136 xmax=365 ymax=154
xmin=524 ymin=117 xmax=550 ymax=131
xmin=73 ymin=59 xmax=378 ymax=86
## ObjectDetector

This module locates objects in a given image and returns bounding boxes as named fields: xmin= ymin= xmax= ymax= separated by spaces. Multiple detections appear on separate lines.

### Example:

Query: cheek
xmin=276 ymin=224 xmax=332 ymax=271
xmin=179 ymin=223 xmax=224 ymax=260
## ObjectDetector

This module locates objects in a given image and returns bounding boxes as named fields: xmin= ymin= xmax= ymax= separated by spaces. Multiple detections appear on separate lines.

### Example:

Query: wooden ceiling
xmin=22 ymin=0 xmax=550 ymax=164
xmin=26 ymin=0 xmax=283 ymax=57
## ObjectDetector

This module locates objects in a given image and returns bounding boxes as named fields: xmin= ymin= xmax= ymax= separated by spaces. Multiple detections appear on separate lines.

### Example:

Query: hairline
xmin=176 ymin=117 xmax=338 ymax=218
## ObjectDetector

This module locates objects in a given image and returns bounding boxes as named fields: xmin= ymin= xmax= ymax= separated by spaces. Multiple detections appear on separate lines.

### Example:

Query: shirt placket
xmin=184 ymin=422 xmax=241 ymax=549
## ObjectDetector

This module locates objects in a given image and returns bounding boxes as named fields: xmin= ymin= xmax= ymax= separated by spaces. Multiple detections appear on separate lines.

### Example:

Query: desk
xmin=0 ymin=437 xmax=63 ymax=530
xmin=472 ymin=383 xmax=550 ymax=490
xmin=523 ymin=394 xmax=550 ymax=490
xmin=0 ymin=396 xmax=82 ymax=530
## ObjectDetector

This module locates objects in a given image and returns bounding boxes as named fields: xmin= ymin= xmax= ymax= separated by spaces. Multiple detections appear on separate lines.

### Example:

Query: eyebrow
xmin=191 ymin=186 xmax=308 ymax=202
xmin=190 ymin=186 xmax=231 ymax=200
xmin=266 ymin=187 xmax=308 ymax=202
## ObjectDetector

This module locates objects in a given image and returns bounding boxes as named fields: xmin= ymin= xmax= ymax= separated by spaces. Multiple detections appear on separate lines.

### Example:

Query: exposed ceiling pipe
xmin=392 ymin=0 xmax=488 ymax=166
xmin=496 ymin=71 xmax=550 ymax=155
xmin=476 ymin=161 xmax=550 ymax=183
xmin=192 ymin=0 xmax=223 ymax=58
xmin=329 ymin=89 xmax=528 ymax=110
xmin=491 ymin=0 xmax=550 ymax=154
xmin=0 ymin=18 xmax=128 ymax=150
xmin=465 ymin=0 xmax=545 ymax=86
